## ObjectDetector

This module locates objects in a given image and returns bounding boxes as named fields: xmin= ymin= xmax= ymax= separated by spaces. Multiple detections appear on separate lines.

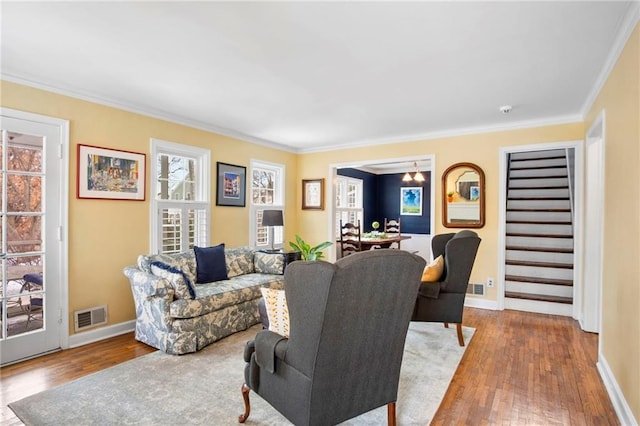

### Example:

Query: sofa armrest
xmin=124 ymin=267 xmax=175 ymax=299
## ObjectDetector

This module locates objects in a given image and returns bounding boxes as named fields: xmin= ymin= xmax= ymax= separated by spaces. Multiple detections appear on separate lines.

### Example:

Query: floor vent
xmin=466 ymin=283 xmax=485 ymax=296
xmin=74 ymin=305 xmax=107 ymax=331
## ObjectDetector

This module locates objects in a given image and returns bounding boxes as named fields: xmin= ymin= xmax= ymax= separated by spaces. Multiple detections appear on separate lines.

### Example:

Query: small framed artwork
xmin=216 ymin=162 xmax=246 ymax=207
xmin=470 ymin=185 xmax=480 ymax=201
xmin=77 ymin=144 xmax=146 ymax=200
xmin=302 ymin=178 xmax=324 ymax=210
xmin=400 ymin=187 xmax=423 ymax=216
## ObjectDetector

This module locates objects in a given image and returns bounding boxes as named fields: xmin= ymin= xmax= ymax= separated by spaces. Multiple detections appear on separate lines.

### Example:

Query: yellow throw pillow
xmin=260 ymin=288 xmax=290 ymax=338
xmin=421 ymin=255 xmax=444 ymax=282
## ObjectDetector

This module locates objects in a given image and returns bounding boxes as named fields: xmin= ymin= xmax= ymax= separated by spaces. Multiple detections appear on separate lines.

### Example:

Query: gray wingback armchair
xmin=239 ymin=249 xmax=426 ymax=426
xmin=411 ymin=230 xmax=481 ymax=346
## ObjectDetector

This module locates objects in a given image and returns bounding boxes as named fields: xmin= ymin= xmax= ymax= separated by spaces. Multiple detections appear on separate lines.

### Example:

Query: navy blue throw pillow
xmin=194 ymin=244 xmax=228 ymax=283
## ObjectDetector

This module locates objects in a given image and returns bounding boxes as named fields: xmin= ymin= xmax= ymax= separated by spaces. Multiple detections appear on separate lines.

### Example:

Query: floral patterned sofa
xmin=123 ymin=245 xmax=285 ymax=355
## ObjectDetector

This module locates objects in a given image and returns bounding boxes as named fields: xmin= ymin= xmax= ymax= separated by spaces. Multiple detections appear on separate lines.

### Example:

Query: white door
xmin=0 ymin=109 xmax=68 ymax=365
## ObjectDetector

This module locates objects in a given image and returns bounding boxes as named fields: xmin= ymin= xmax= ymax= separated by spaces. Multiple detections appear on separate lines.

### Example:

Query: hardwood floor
xmin=1 ymin=308 xmax=619 ymax=425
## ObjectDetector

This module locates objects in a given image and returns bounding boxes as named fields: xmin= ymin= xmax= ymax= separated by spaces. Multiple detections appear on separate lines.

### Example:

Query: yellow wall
xmin=297 ymin=123 xmax=583 ymax=301
xmin=584 ymin=22 xmax=640 ymax=420
xmin=1 ymin=80 xmax=299 ymax=330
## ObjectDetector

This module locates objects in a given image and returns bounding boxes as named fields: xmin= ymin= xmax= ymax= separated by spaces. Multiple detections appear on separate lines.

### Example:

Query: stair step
xmin=506 ymin=232 xmax=573 ymax=239
xmin=505 ymin=275 xmax=573 ymax=286
xmin=507 ymin=208 xmax=571 ymax=213
xmin=508 ymin=197 xmax=570 ymax=201
xmin=505 ymin=291 xmax=573 ymax=304
xmin=511 ymin=155 xmax=565 ymax=162
xmin=506 ymin=220 xmax=572 ymax=225
xmin=506 ymin=260 xmax=573 ymax=269
xmin=510 ymin=165 xmax=567 ymax=171
xmin=508 ymin=185 xmax=569 ymax=190
xmin=510 ymin=175 xmax=568 ymax=180
xmin=506 ymin=245 xmax=574 ymax=254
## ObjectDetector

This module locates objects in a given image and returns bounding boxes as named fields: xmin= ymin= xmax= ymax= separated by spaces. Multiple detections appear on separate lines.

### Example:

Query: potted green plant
xmin=289 ymin=234 xmax=333 ymax=261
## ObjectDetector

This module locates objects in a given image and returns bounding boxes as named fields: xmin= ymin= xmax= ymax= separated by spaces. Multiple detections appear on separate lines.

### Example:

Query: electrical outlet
xmin=487 ymin=277 xmax=495 ymax=288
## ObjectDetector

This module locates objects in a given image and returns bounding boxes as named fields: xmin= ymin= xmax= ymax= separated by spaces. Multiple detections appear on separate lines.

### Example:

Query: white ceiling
xmin=1 ymin=1 xmax=636 ymax=155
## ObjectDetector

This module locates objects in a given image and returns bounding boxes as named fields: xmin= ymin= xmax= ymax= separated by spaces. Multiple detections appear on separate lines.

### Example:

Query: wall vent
xmin=466 ymin=283 xmax=485 ymax=296
xmin=74 ymin=305 xmax=107 ymax=331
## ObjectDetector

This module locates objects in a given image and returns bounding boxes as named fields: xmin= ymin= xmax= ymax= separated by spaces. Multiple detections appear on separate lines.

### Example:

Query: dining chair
xmin=384 ymin=218 xmax=402 ymax=248
xmin=339 ymin=220 xmax=362 ymax=257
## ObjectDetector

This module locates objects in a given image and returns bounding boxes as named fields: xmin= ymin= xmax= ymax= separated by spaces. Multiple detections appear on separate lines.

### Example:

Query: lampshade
xmin=402 ymin=162 xmax=425 ymax=182
xmin=262 ymin=210 xmax=284 ymax=227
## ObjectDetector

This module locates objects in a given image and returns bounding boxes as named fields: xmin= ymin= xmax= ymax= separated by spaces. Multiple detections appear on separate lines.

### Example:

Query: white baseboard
xmin=465 ymin=297 xmax=500 ymax=310
xmin=597 ymin=353 xmax=638 ymax=426
xmin=67 ymin=320 xmax=136 ymax=349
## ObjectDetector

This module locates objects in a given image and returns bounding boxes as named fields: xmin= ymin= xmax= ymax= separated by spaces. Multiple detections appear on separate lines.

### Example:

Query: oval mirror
xmin=442 ymin=162 xmax=485 ymax=228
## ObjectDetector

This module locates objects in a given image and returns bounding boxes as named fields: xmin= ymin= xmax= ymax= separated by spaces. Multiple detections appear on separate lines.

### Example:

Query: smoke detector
xmin=499 ymin=105 xmax=513 ymax=114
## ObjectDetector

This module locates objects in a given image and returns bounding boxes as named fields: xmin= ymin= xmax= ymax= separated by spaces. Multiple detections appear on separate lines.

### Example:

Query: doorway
xmin=0 ymin=108 xmax=69 ymax=365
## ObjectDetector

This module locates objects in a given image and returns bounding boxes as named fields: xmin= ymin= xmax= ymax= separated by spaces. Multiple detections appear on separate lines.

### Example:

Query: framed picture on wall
xmin=302 ymin=178 xmax=324 ymax=210
xmin=400 ymin=187 xmax=422 ymax=216
xmin=216 ymin=162 xmax=246 ymax=207
xmin=77 ymin=144 xmax=146 ymax=200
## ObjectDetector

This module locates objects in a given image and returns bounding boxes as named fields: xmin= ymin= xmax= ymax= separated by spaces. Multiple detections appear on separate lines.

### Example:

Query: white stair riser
xmin=507 ymin=211 xmax=572 ymax=222
xmin=507 ymin=223 xmax=573 ymax=235
xmin=504 ymin=298 xmax=573 ymax=317
xmin=508 ymin=188 xmax=570 ymax=198
xmin=505 ymin=281 xmax=573 ymax=298
xmin=506 ymin=236 xmax=573 ymax=249
xmin=509 ymin=177 xmax=569 ymax=188
xmin=508 ymin=199 xmax=571 ymax=209
xmin=510 ymin=168 xmax=568 ymax=178
xmin=506 ymin=250 xmax=574 ymax=264
xmin=506 ymin=265 xmax=573 ymax=281
xmin=511 ymin=149 xmax=567 ymax=160
xmin=510 ymin=158 xmax=567 ymax=168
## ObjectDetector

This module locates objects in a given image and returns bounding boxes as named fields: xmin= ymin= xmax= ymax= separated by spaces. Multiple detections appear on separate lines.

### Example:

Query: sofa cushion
xmin=194 ymin=244 xmax=228 ymax=283
xmin=254 ymin=251 xmax=285 ymax=275
xmin=138 ymin=250 xmax=196 ymax=284
xmin=169 ymin=273 xmax=283 ymax=319
xmin=225 ymin=246 xmax=255 ymax=278
xmin=150 ymin=261 xmax=196 ymax=299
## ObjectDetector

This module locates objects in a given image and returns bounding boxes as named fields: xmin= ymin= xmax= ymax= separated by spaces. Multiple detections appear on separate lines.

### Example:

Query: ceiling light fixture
xmin=403 ymin=162 xmax=425 ymax=182
xmin=499 ymin=105 xmax=513 ymax=114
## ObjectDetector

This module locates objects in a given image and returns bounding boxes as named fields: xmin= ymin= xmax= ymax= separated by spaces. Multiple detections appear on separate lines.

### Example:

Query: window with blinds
xmin=150 ymin=139 xmax=210 ymax=254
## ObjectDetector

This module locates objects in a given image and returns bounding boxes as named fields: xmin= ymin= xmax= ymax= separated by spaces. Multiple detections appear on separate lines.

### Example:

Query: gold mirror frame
xmin=442 ymin=162 xmax=485 ymax=228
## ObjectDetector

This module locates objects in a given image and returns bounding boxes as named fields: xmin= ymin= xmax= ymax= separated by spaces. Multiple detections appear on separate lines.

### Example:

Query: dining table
xmin=359 ymin=233 xmax=411 ymax=250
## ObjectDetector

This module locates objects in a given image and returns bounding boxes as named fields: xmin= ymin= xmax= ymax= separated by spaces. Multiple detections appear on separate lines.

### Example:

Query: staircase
xmin=504 ymin=149 xmax=575 ymax=316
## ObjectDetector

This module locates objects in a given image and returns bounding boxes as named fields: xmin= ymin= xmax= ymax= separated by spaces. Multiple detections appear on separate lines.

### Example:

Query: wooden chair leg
xmin=387 ymin=402 xmax=397 ymax=426
xmin=456 ymin=323 xmax=465 ymax=347
xmin=444 ymin=322 xmax=449 ymax=328
xmin=238 ymin=383 xmax=251 ymax=423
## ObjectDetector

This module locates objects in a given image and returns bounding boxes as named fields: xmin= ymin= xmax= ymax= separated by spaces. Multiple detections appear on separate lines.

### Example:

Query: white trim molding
xmin=464 ymin=297 xmax=500 ymax=311
xmin=67 ymin=320 xmax=136 ymax=349
xmin=597 ymin=353 xmax=638 ymax=426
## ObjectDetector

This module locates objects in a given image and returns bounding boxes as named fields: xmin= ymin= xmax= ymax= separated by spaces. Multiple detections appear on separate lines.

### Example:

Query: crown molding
xmin=0 ymin=73 xmax=298 ymax=154
xmin=298 ymin=114 xmax=583 ymax=154
xmin=580 ymin=1 xmax=640 ymax=118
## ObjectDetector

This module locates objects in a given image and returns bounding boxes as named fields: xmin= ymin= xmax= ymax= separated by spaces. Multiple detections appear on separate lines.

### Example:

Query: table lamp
xmin=262 ymin=210 xmax=283 ymax=252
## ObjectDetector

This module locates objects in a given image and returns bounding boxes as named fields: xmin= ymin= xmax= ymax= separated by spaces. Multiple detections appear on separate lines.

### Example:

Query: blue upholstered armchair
xmin=239 ymin=249 xmax=426 ymax=426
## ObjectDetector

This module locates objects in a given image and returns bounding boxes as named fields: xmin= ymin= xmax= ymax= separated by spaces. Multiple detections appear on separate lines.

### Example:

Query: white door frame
xmin=326 ymin=154 xmax=436 ymax=262
xmin=582 ymin=110 xmax=605 ymax=333
xmin=497 ymin=140 xmax=584 ymax=319
xmin=0 ymin=107 xmax=69 ymax=363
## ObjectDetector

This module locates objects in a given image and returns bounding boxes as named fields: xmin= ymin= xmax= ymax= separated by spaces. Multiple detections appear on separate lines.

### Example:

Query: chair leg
xmin=444 ymin=322 xmax=449 ymax=328
xmin=387 ymin=402 xmax=397 ymax=426
xmin=456 ymin=323 xmax=465 ymax=347
xmin=238 ymin=383 xmax=251 ymax=423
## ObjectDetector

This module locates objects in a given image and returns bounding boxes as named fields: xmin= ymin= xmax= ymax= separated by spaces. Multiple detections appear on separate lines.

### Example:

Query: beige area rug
xmin=9 ymin=322 xmax=473 ymax=425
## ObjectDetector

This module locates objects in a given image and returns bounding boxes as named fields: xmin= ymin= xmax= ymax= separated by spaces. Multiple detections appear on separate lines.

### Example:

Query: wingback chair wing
xmin=411 ymin=230 xmax=481 ymax=346
xmin=240 ymin=249 xmax=426 ymax=426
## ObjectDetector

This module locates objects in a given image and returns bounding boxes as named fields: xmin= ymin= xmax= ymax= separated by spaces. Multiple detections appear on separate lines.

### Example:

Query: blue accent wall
xmin=338 ymin=169 xmax=431 ymax=234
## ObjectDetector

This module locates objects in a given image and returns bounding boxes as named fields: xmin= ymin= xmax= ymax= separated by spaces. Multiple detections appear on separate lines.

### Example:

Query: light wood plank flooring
xmin=1 ymin=308 xmax=619 ymax=425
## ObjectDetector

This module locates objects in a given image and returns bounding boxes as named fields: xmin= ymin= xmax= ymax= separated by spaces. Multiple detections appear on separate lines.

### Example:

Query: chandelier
xmin=402 ymin=162 xmax=425 ymax=182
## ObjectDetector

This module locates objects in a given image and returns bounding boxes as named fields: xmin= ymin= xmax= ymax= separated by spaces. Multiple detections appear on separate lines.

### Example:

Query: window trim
xmin=249 ymin=159 xmax=285 ymax=250
xmin=149 ymin=138 xmax=211 ymax=254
